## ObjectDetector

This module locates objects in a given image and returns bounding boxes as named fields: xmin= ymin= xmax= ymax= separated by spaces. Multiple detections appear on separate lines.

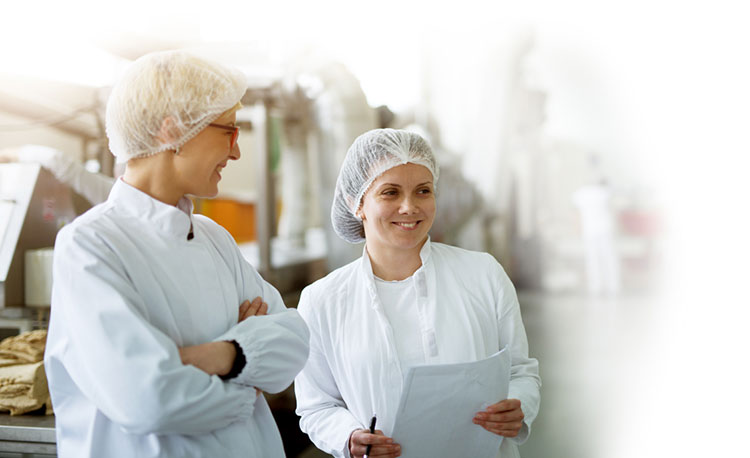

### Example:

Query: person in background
xmin=44 ymin=50 xmax=309 ymax=458
xmin=0 ymin=144 xmax=115 ymax=205
xmin=294 ymin=129 xmax=541 ymax=458
xmin=573 ymin=176 xmax=621 ymax=296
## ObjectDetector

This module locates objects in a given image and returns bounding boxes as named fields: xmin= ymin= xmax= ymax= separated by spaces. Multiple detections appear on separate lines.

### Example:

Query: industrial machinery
xmin=0 ymin=163 xmax=77 ymax=332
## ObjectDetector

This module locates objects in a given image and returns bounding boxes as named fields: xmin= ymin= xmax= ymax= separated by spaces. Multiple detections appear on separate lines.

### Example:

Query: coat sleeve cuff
xmin=511 ymin=421 xmax=531 ymax=444
xmin=338 ymin=427 xmax=361 ymax=458
xmin=212 ymin=311 xmax=310 ymax=391
xmin=214 ymin=330 xmax=258 ymax=387
xmin=507 ymin=384 xmax=539 ymax=445
xmin=219 ymin=340 xmax=246 ymax=381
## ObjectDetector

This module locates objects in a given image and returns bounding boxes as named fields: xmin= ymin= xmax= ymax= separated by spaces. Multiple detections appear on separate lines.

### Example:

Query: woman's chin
xmin=190 ymin=187 xmax=219 ymax=199
xmin=388 ymin=232 xmax=429 ymax=250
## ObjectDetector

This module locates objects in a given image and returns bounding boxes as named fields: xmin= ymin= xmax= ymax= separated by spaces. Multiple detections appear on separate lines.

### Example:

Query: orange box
xmin=195 ymin=198 xmax=257 ymax=243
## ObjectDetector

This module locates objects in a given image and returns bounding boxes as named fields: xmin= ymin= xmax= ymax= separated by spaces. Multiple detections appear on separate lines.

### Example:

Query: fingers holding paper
xmin=349 ymin=429 xmax=401 ymax=457
xmin=472 ymin=398 xmax=525 ymax=437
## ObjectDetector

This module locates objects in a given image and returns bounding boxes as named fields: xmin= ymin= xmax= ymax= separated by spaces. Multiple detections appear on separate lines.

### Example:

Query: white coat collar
xmin=361 ymin=237 xmax=432 ymax=276
xmin=361 ymin=237 xmax=432 ymax=301
xmin=108 ymin=178 xmax=194 ymax=240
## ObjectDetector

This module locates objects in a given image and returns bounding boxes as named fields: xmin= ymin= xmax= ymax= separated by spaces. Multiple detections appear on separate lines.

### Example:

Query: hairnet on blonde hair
xmin=331 ymin=128 xmax=439 ymax=244
xmin=105 ymin=50 xmax=248 ymax=163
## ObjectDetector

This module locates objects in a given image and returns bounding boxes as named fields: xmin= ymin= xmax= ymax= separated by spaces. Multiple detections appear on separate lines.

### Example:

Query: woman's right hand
xmin=238 ymin=297 xmax=268 ymax=322
xmin=349 ymin=429 xmax=401 ymax=458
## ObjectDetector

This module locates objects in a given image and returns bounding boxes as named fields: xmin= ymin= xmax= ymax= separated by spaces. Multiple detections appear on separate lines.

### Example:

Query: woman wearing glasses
xmin=0 ymin=123 xmax=239 ymax=207
xmin=44 ymin=51 xmax=309 ymax=458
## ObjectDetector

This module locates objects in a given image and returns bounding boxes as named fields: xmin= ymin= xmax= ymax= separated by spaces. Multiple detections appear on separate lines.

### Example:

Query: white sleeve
xmin=492 ymin=256 xmax=542 ymax=445
xmin=294 ymin=288 xmax=363 ymax=458
xmin=18 ymin=145 xmax=114 ymax=204
xmin=50 ymin=226 xmax=256 ymax=436
xmin=212 ymin=244 xmax=310 ymax=393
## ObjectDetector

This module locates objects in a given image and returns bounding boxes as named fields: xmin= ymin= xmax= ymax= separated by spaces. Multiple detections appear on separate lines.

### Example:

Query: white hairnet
xmin=105 ymin=51 xmax=248 ymax=163
xmin=332 ymin=128 xmax=439 ymax=244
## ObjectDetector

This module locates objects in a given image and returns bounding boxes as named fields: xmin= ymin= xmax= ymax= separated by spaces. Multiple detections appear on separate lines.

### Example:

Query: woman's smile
xmin=214 ymin=162 xmax=227 ymax=179
xmin=358 ymin=163 xmax=436 ymax=253
xmin=392 ymin=220 xmax=421 ymax=230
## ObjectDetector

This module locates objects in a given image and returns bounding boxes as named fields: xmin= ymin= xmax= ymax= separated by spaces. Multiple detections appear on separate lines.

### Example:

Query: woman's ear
xmin=158 ymin=117 xmax=180 ymax=145
xmin=348 ymin=194 xmax=366 ymax=221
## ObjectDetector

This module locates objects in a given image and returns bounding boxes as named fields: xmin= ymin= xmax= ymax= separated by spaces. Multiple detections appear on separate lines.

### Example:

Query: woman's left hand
xmin=238 ymin=297 xmax=268 ymax=323
xmin=472 ymin=398 xmax=525 ymax=437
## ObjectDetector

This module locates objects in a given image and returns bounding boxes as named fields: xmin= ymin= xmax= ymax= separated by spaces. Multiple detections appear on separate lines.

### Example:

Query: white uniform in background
xmin=573 ymin=183 xmax=620 ymax=295
xmin=16 ymin=144 xmax=115 ymax=205
xmin=294 ymin=239 xmax=541 ymax=458
xmin=45 ymin=179 xmax=310 ymax=458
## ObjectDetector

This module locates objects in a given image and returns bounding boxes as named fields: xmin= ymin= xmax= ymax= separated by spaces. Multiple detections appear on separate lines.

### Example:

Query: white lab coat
xmin=44 ymin=179 xmax=310 ymax=458
xmin=294 ymin=240 xmax=541 ymax=458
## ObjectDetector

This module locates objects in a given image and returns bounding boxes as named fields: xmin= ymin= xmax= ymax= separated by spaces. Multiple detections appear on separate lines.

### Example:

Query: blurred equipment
xmin=24 ymin=249 xmax=54 ymax=308
xmin=11 ymin=145 xmax=114 ymax=206
xmin=197 ymin=198 xmax=257 ymax=243
xmin=304 ymin=62 xmax=379 ymax=269
xmin=0 ymin=163 xmax=76 ymax=322
xmin=225 ymin=63 xmax=378 ymax=299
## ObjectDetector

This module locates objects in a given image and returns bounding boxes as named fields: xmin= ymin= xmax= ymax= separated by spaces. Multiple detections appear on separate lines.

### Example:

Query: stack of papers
xmin=391 ymin=348 xmax=511 ymax=458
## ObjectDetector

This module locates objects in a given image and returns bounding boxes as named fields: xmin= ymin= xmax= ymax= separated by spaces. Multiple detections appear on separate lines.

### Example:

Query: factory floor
xmin=514 ymin=291 xmax=658 ymax=458
xmin=290 ymin=290 xmax=660 ymax=458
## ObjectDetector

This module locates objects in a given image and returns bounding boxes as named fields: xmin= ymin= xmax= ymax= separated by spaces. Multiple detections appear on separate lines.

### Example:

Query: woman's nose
xmin=229 ymin=142 xmax=241 ymax=161
xmin=399 ymin=195 xmax=419 ymax=214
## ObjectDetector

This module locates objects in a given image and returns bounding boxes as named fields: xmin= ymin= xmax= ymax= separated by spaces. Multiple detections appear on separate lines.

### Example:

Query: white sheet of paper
xmin=390 ymin=347 xmax=511 ymax=458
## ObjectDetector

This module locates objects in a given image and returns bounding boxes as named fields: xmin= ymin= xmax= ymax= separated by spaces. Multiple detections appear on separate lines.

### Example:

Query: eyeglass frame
xmin=208 ymin=123 xmax=240 ymax=149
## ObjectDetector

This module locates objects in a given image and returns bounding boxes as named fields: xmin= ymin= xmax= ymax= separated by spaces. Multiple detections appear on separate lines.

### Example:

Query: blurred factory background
xmin=0 ymin=1 xmax=748 ymax=457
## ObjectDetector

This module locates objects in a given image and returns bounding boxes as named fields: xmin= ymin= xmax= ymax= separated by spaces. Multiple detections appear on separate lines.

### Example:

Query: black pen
xmin=364 ymin=414 xmax=377 ymax=458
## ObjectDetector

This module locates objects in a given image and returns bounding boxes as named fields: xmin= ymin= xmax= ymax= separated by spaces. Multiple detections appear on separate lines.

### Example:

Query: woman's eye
xmin=418 ymin=188 xmax=432 ymax=194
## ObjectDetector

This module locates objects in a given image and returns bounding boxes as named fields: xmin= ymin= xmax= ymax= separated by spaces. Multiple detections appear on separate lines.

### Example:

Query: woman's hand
xmin=179 ymin=341 xmax=236 ymax=376
xmin=238 ymin=297 xmax=268 ymax=322
xmin=349 ymin=429 xmax=401 ymax=458
xmin=473 ymin=398 xmax=525 ymax=437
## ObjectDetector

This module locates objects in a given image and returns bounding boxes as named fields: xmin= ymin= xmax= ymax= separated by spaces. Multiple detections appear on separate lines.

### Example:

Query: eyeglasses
xmin=208 ymin=123 xmax=239 ymax=149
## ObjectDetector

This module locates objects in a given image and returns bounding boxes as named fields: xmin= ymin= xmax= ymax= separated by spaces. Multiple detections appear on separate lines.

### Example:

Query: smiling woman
xmin=357 ymin=163 xmax=436 ymax=280
xmin=43 ymin=50 xmax=310 ymax=458
xmin=294 ymin=129 xmax=541 ymax=458
xmin=103 ymin=50 xmax=248 ymax=205
xmin=122 ymin=106 xmax=241 ymax=204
